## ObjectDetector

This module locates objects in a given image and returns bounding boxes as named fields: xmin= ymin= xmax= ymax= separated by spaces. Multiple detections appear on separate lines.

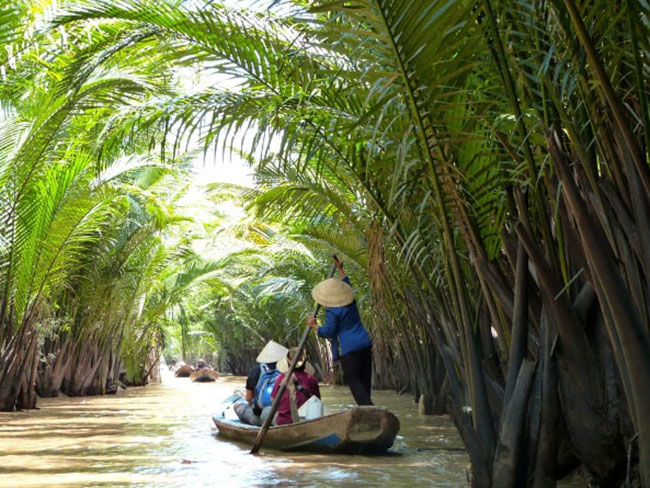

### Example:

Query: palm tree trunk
xmin=549 ymin=130 xmax=650 ymax=484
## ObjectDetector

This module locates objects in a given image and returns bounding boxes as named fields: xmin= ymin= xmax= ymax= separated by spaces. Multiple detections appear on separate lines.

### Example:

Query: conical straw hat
xmin=277 ymin=347 xmax=315 ymax=375
xmin=312 ymin=278 xmax=355 ymax=307
xmin=256 ymin=340 xmax=289 ymax=363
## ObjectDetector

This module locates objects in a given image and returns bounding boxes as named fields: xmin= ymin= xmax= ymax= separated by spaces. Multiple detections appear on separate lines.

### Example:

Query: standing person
xmin=234 ymin=340 xmax=288 ymax=425
xmin=307 ymin=257 xmax=373 ymax=406
xmin=271 ymin=347 xmax=321 ymax=425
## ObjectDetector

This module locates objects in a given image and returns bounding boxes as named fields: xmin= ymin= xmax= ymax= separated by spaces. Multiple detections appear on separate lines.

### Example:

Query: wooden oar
xmin=250 ymin=256 xmax=338 ymax=454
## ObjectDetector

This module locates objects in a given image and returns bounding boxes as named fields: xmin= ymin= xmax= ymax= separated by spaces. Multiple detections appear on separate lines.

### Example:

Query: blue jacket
xmin=317 ymin=277 xmax=372 ymax=360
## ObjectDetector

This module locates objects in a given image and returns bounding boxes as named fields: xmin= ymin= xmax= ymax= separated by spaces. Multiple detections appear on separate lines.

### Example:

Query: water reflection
xmin=0 ymin=372 xmax=470 ymax=487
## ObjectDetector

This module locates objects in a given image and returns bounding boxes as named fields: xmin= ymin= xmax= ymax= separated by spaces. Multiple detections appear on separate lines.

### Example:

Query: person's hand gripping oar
xmin=250 ymin=255 xmax=339 ymax=455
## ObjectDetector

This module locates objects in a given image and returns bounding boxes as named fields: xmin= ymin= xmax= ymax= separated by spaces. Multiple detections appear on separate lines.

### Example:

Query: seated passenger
xmin=196 ymin=359 xmax=206 ymax=369
xmin=234 ymin=340 xmax=288 ymax=425
xmin=271 ymin=347 xmax=321 ymax=425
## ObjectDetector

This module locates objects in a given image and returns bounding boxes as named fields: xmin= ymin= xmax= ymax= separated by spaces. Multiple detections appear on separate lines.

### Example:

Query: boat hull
xmin=212 ymin=406 xmax=400 ymax=454
xmin=174 ymin=365 xmax=194 ymax=377
xmin=190 ymin=368 xmax=219 ymax=382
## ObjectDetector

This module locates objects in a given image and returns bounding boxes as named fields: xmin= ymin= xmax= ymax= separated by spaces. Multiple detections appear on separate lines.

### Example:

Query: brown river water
xmin=0 ymin=372 xmax=586 ymax=487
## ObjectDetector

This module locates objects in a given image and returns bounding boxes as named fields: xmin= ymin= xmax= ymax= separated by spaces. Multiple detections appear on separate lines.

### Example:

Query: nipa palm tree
xmin=47 ymin=0 xmax=650 ymax=485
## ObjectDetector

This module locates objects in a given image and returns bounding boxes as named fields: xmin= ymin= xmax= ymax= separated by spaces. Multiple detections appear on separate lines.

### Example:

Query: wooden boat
xmin=212 ymin=406 xmax=400 ymax=454
xmin=190 ymin=368 xmax=219 ymax=382
xmin=174 ymin=364 xmax=194 ymax=377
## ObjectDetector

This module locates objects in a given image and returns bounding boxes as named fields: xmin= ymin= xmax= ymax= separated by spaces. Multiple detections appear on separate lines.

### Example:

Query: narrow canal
xmin=0 ymin=373 xmax=470 ymax=487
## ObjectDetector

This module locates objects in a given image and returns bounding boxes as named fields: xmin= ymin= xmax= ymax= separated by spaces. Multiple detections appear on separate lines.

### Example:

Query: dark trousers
xmin=339 ymin=346 xmax=373 ymax=406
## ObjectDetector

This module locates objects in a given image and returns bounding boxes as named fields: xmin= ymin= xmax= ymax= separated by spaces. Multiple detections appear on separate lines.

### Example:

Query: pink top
xmin=270 ymin=370 xmax=321 ymax=425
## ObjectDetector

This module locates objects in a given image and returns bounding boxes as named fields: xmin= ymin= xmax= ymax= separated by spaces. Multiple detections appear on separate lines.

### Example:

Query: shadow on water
xmin=0 ymin=371 xmax=471 ymax=488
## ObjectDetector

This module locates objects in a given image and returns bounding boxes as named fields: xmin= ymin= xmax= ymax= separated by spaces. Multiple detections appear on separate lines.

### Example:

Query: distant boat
xmin=212 ymin=406 xmax=400 ymax=454
xmin=190 ymin=368 xmax=219 ymax=382
xmin=174 ymin=364 xmax=194 ymax=377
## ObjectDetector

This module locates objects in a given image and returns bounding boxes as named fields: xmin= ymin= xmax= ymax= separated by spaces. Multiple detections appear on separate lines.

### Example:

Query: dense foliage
xmin=2 ymin=1 xmax=650 ymax=487
xmin=0 ymin=0 xmax=219 ymax=408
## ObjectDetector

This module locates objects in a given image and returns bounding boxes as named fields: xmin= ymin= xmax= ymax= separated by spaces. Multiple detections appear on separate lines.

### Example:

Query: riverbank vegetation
xmin=1 ymin=1 xmax=649 ymax=486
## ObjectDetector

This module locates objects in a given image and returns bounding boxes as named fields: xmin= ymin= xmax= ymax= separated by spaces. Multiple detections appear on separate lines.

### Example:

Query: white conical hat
xmin=256 ymin=340 xmax=289 ymax=363
xmin=277 ymin=348 xmax=315 ymax=375
xmin=312 ymin=278 xmax=355 ymax=307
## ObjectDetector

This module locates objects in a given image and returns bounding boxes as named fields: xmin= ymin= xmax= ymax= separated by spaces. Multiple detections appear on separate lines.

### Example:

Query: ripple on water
xmin=0 ymin=372 xmax=470 ymax=488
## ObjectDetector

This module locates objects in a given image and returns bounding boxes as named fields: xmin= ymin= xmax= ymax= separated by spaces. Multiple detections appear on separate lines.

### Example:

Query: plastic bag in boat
xmin=297 ymin=395 xmax=324 ymax=420
xmin=219 ymin=393 xmax=247 ymax=420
